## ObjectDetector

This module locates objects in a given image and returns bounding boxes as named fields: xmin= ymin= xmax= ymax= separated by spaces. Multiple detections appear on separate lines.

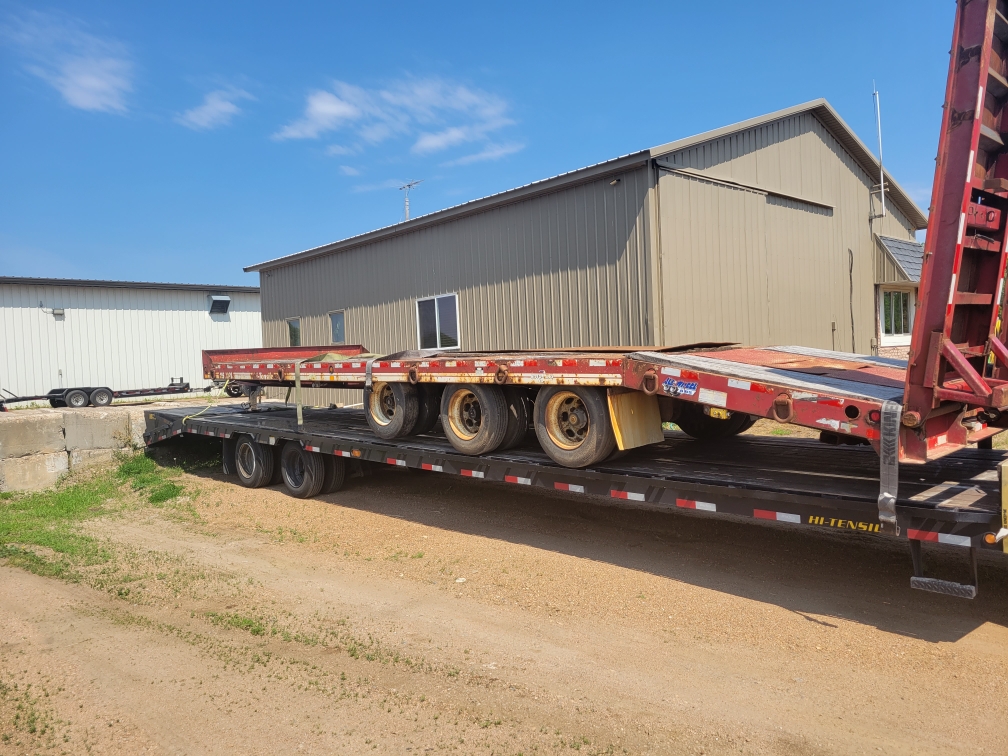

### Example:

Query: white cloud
xmin=275 ymin=76 xmax=515 ymax=161
xmin=3 ymin=10 xmax=133 ymax=113
xmin=443 ymin=142 xmax=525 ymax=167
xmin=339 ymin=165 xmax=360 ymax=176
xmin=175 ymin=88 xmax=254 ymax=130
xmin=273 ymin=90 xmax=360 ymax=140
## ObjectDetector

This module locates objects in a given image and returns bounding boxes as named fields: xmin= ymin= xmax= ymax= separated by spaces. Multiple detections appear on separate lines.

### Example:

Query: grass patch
xmin=0 ymin=452 xmax=189 ymax=578
xmin=0 ymin=474 xmax=117 ymax=579
xmin=206 ymin=611 xmax=266 ymax=636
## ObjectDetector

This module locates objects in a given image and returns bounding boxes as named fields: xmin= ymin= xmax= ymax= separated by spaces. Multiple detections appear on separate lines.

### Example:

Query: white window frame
xmin=878 ymin=287 xmax=915 ymax=347
xmin=415 ymin=293 xmax=460 ymax=350
xmin=286 ymin=317 xmax=302 ymax=347
xmin=328 ymin=310 xmax=346 ymax=345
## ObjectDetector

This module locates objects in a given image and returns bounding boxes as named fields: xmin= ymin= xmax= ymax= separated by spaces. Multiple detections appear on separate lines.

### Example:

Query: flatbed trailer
xmin=171 ymin=0 xmax=1008 ymax=595
xmin=144 ymin=403 xmax=1008 ymax=599
xmin=0 ymin=379 xmax=213 ymax=411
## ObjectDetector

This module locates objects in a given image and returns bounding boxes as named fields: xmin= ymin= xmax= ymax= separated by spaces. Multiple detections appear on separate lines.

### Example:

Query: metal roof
xmin=246 ymin=99 xmax=928 ymax=273
xmin=0 ymin=276 xmax=260 ymax=293
xmin=877 ymin=236 xmax=925 ymax=283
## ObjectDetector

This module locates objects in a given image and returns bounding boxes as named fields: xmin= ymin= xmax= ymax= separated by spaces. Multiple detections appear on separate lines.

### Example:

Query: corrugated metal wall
xmin=654 ymin=111 xmax=917 ymax=352
xmin=261 ymin=167 xmax=652 ymax=406
xmin=0 ymin=283 xmax=261 ymax=396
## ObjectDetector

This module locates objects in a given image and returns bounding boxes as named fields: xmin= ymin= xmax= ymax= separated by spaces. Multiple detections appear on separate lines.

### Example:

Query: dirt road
xmin=2 ymin=449 xmax=1008 ymax=754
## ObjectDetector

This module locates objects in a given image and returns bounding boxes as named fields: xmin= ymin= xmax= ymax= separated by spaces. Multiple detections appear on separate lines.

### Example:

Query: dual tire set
xmin=224 ymin=434 xmax=346 ymax=498
xmin=365 ymin=382 xmax=752 ymax=468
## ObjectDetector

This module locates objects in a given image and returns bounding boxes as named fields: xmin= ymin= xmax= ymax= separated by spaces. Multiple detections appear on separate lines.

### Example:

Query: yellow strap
xmin=182 ymin=379 xmax=229 ymax=425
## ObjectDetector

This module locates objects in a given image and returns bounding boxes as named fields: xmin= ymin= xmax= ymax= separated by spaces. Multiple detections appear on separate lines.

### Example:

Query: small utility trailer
xmin=145 ymin=0 xmax=1008 ymax=597
xmin=0 ymin=378 xmax=219 ymax=411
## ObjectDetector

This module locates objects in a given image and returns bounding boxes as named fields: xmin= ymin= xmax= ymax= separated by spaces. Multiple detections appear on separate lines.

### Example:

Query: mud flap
xmin=877 ymin=400 xmax=902 ymax=532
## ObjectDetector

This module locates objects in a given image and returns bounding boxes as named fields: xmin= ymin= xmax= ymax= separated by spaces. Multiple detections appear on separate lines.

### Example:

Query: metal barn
xmin=0 ymin=277 xmax=261 ymax=397
xmin=246 ymin=99 xmax=927 ymax=406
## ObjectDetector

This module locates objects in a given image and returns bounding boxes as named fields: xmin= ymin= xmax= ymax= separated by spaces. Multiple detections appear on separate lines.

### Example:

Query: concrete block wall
xmin=0 ymin=406 xmax=149 ymax=491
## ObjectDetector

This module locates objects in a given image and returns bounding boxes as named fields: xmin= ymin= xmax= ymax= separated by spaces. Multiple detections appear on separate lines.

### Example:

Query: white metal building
xmin=0 ymin=277 xmax=261 ymax=397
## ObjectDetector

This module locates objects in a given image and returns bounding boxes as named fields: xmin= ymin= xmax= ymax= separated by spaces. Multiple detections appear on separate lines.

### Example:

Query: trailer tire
xmin=440 ymin=384 xmax=509 ymax=455
xmin=675 ymin=403 xmax=751 ymax=440
xmin=280 ymin=441 xmax=325 ymax=498
xmin=364 ymin=382 xmax=420 ymax=439
xmin=499 ymin=387 xmax=530 ymax=450
xmin=224 ymin=383 xmax=244 ymax=398
xmin=320 ymin=455 xmax=347 ymax=494
xmin=90 ymin=387 xmax=113 ymax=407
xmin=65 ymin=389 xmax=89 ymax=408
xmin=234 ymin=435 xmax=274 ymax=488
xmin=411 ymin=385 xmax=444 ymax=436
xmin=533 ymin=386 xmax=616 ymax=468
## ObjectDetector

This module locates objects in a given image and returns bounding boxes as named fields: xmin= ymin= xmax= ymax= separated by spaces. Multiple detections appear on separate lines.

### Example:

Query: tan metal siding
xmin=655 ymin=112 xmax=918 ymax=352
xmin=260 ymin=167 xmax=653 ymax=406
xmin=874 ymin=238 xmax=911 ymax=284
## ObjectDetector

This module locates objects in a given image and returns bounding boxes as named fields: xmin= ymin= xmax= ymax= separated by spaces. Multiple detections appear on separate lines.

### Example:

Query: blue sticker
xmin=662 ymin=377 xmax=698 ymax=397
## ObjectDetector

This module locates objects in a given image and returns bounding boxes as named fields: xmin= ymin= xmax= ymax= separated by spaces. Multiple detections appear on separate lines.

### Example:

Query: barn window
xmin=287 ymin=318 xmax=301 ymax=347
xmin=329 ymin=311 xmax=345 ymax=345
xmin=416 ymin=294 xmax=459 ymax=350
xmin=880 ymin=289 xmax=914 ymax=346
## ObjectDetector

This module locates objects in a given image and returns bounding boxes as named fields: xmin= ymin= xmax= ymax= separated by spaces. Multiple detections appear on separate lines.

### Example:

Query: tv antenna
xmin=872 ymin=81 xmax=886 ymax=218
xmin=400 ymin=179 xmax=423 ymax=221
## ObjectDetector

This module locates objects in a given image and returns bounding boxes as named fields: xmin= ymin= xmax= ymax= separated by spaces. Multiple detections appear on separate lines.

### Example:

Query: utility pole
xmin=400 ymin=179 xmax=423 ymax=221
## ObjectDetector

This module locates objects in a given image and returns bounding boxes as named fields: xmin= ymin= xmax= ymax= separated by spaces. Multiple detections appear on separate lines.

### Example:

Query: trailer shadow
xmin=158 ymin=437 xmax=1008 ymax=645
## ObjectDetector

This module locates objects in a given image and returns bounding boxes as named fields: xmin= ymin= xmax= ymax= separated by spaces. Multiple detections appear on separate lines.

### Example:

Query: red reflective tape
xmin=505 ymin=475 xmax=531 ymax=485
xmin=908 ymin=528 xmax=940 ymax=542
xmin=611 ymin=490 xmax=645 ymax=501
xmin=386 ymin=457 xmax=399 ymax=465
xmin=422 ymin=463 xmax=444 ymax=472
xmin=461 ymin=469 xmax=484 ymax=478
xmin=554 ymin=482 xmax=585 ymax=493
xmin=753 ymin=509 xmax=776 ymax=520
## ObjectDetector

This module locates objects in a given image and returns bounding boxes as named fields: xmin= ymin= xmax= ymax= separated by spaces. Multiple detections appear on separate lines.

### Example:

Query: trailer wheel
xmin=364 ymin=382 xmax=419 ymax=439
xmin=280 ymin=441 xmax=325 ymax=498
xmin=224 ymin=383 xmax=244 ymax=398
xmin=320 ymin=455 xmax=347 ymax=494
xmin=533 ymin=386 xmax=615 ymax=468
xmin=65 ymin=389 xmax=89 ymax=408
xmin=234 ymin=434 xmax=274 ymax=488
xmin=411 ymin=385 xmax=444 ymax=436
xmin=440 ymin=384 xmax=509 ymax=455
xmin=498 ymin=387 xmax=530 ymax=450
xmin=675 ymin=403 xmax=752 ymax=440
xmin=90 ymin=387 xmax=113 ymax=407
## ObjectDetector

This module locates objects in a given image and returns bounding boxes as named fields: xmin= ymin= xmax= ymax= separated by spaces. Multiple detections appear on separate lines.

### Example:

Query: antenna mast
xmin=872 ymin=81 xmax=886 ymax=218
xmin=400 ymin=179 xmax=423 ymax=221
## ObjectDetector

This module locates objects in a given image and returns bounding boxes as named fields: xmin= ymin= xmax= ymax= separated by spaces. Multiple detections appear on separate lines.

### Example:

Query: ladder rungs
xmin=954 ymin=291 xmax=994 ymax=306
xmin=988 ymin=67 xmax=1008 ymax=100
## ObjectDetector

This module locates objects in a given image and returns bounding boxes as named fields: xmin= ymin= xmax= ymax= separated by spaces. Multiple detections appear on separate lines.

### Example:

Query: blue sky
xmin=1 ymin=1 xmax=952 ymax=286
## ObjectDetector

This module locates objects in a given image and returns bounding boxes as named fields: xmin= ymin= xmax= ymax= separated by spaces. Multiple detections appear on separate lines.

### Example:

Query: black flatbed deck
xmin=144 ymin=404 xmax=1008 ymax=553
